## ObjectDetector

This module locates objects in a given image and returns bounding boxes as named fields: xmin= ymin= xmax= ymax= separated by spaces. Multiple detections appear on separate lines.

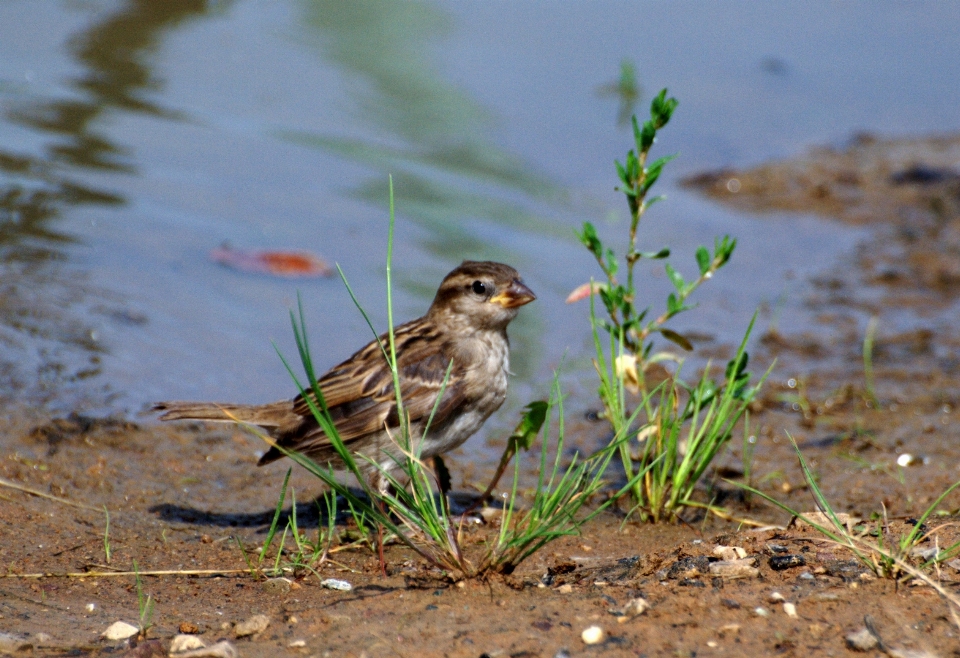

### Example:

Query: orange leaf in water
xmin=210 ymin=246 xmax=333 ymax=278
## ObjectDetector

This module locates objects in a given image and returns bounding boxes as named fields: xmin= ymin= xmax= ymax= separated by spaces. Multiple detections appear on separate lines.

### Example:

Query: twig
xmin=0 ymin=476 xmax=100 ymax=511
xmin=3 ymin=568 xmax=251 ymax=579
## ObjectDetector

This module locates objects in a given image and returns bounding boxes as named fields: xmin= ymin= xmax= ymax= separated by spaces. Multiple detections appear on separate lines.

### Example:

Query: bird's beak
xmin=490 ymin=280 xmax=537 ymax=308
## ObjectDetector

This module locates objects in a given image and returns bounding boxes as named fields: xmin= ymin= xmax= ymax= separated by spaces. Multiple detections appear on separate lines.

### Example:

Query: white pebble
xmin=102 ymin=621 xmax=138 ymax=641
xmin=783 ymin=602 xmax=798 ymax=618
xmin=234 ymin=614 xmax=270 ymax=638
xmin=709 ymin=558 xmax=760 ymax=580
xmin=753 ymin=607 xmax=770 ymax=617
xmin=768 ymin=591 xmax=785 ymax=602
xmin=321 ymin=578 xmax=353 ymax=591
xmin=170 ymin=634 xmax=207 ymax=653
xmin=85 ymin=603 xmax=96 ymax=612
xmin=846 ymin=628 xmax=878 ymax=651
xmin=581 ymin=625 xmax=605 ymax=645
xmin=175 ymin=640 xmax=238 ymax=658
xmin=614 ymin=597 xmax=650 ymax=622
xmin=897 ymin=453 xmax=920 ymax=467
xmin=288 ymin=639 xmax=307 ymax=648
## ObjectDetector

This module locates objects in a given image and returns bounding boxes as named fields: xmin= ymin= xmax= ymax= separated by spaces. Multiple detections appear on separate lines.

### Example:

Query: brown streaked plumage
xmin=154 ymin=261 xmax=536 ymax=485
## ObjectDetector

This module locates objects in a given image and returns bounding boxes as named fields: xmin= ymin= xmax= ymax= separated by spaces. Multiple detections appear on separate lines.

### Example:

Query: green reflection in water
xmin=285 ymin=0 xmax=569 ymax=258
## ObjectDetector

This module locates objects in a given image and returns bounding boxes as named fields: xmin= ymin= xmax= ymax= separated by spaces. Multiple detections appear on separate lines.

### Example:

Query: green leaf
xmin=667 ymin=292 xmax=679 ymax=314
xmin=665 ymin=263 xmax=685 ymax=293
xmin=507 ymin=401 xmax=549 ymax=452
xmin=615 ymin=159 xmax=628 ymax=185
xmin=631 ymin=115 xmax=643 ymax=153
xmin=696 ymin=246 xmax=710 ymax=275
xmin=659 ymin=328 xmax=693 ymax=351
xmin=647 ymin=153 xmax=678 ymax=173
xmin=639 ymin=120 xmax=656 ymax=152
xmin=605 ymin=247 xmax=618 ymax=276
xmin=714 ymin=236 xmax=737 ymax=267
xmin=577 ymin=222 xmax=603 ymax=260
xmin=643 ymin=194 xmax=666 ymax=210
xmin=651 ymin=88 xmax=678 ymax=128
xmin=639 ymin=247 xmax=670 ymax=260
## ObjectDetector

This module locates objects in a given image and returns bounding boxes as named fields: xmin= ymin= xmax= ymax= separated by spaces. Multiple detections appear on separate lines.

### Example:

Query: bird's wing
xmin=289 ymin=318 xmax=466 ymax=446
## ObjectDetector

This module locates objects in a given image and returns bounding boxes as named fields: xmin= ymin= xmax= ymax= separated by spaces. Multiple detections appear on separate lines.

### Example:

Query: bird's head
xmin=428 ymin=261 xmax=536 ymax=332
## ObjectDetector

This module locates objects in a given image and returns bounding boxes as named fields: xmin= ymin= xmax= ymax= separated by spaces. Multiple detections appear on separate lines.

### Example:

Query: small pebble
xmin=34 ymin=633 xmax=52 ymax=644
xmin=896 ymin=453 xmax=919 ymax=467
xmin=174 ymin=640 xmax=239 ymax=658
xmin=557 ymin=584 xmax=574 ymax=594
xmin=321 ymin=578 xmax=353 ymax=591
xmin=709 ymin=558 xmax=760 ymax=580
xmin=769 ymin=555 xmax=806 ymax=571
xmin=287 ymin=639 xmax=307 ymax=648
xmin=707 ymin=641 xmax=719 ymax=648
xmin=753 ymin=607 xmax=769 ymax=618
xmin=262 ymin=577 xmax=292 ymax=594
xmin=798 ymin=572 xmax=815 ymax=581
xmin=768 ymin=591 xmax=785 ymax=603
xmin=178 ymin=622 xmax=200 ymax=634
xmin=718 ymin=623 xmax=741 ymax=636
xmin=85 ymin=603 xmax=96 ymax=612
xmin=846 ymin=628 xmax=878 ymax=651
xmin=170 ymin=634 xmax=207 ymax=653
xmin=234 ymin=614 xmax=270 ymax=638
xmin=797 ymin=511 xmax=859 ymax=530
xmin=613 ymin=597 xmax=650 ymax=622
xmin=102 ymin=621 xmax=138 ymax=641
xmin=581 ymin=625 xmax=605 ymax=645
xmin=0 ymin=633 xmax=32 ymax=653
xmin=713 ymin=545 xmax=747 ymax=561
xmin=783 ymin=602 xmax=798 ymax=618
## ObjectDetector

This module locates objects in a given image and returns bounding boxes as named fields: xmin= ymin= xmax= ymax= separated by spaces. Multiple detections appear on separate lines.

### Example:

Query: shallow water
xmin=1 ymin=1 xmax=958 ymax=451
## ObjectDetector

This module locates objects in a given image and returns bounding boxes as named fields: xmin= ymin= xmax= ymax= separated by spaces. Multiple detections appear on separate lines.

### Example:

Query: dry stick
xmin=0 ymin=476 xmax=100 ymax=511
xmin=3 ymin=568 xmax=252 ymax=579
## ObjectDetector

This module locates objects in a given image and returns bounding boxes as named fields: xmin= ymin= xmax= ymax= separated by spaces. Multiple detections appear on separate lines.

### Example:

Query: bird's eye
xmin=471 ymin=280 xmax=486 ymax=295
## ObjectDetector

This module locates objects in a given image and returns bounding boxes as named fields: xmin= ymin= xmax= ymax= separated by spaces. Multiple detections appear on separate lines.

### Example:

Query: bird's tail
xmin=153 ymin=401 xmax=290 ymax=427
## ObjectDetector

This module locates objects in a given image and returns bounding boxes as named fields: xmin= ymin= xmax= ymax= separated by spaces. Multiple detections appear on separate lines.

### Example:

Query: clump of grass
xmin=236 ymin=469 xmax=338 ymax=580
xmin=133 ymin=560 xmax=154 ymax=638
xmin=572 ymin=88 xmax=764 ymax=521
xmin=737 ymin=436 xmax=960 ymax=621
xmin=263 ymin=178 xmax=648 ymax=580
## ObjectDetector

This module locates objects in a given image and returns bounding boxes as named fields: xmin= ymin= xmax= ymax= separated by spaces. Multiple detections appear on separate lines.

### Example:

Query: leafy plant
xmin=572 ymin=88 xmax=762 ymax=521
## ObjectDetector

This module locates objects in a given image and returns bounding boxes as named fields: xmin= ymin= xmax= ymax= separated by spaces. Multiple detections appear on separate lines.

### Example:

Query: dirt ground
xmin=4 ymin=133 xmax=960 ymax=657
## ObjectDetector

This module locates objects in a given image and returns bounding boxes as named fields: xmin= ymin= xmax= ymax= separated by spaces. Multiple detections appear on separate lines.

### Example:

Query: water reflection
xmin=0 ymin=0 xmax=212 ymax=407
xmin=284 ymin=0 xmax=569 ymax=261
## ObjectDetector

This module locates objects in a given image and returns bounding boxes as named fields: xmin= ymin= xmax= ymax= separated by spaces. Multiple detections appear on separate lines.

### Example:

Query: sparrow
xmin=154 ymin=261 xmax=536 ymax=489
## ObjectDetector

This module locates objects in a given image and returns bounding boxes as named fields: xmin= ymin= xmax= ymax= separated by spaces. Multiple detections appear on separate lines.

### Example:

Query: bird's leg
xmin=369 ymin=472 xmax=390 ymax=578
